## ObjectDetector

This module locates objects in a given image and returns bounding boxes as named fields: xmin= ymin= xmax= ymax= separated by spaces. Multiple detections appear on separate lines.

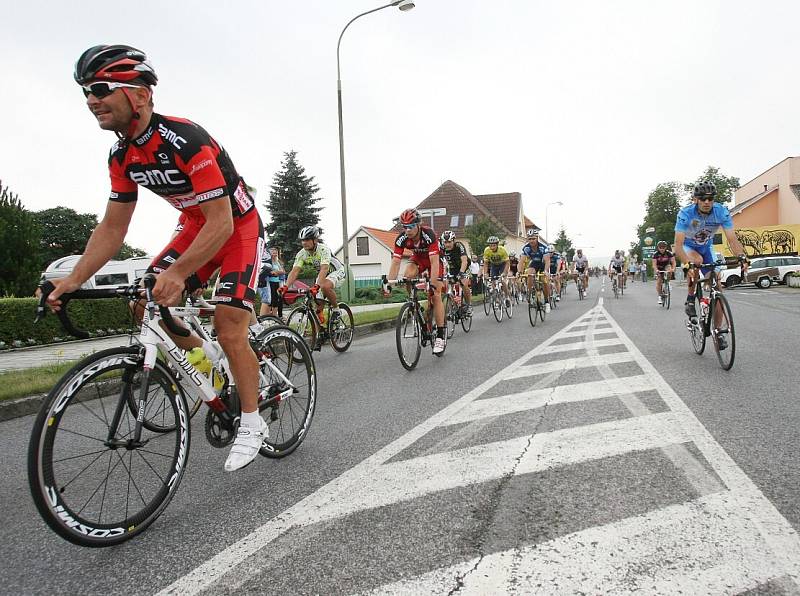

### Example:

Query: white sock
xmin=202 ymin=340 xmax=222 ymax=364
xmin=240 ymin=410 xmax=262 ymax=429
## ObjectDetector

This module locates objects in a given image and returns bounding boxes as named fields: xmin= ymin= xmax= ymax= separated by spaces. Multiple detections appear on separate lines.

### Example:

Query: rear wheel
xmin=328 ymin=304 xmax=354 ymax=352
xmin=395 ymin=303 xmax=422 ymax=370
xmin=712 ymin=293 xmax=736 ymax=370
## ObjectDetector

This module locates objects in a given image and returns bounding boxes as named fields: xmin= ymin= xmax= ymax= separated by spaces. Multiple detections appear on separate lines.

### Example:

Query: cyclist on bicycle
xmin=280 ymin=226 xmax=345 ymax=321
xmin=674 ymin=181 xmax=748 ymax=343
xmin=385 ymin=209 xmax=446 ymax=354
xmin=482 ymin=236 xmax=511 ymax=307
xmin=572 ymin=248 xmax=589 ymax=292
xmin=520 ymin=229 xmax=552 ymax=312
xmin=609 ymin=251 xmax=625 ymax=288
xmin=44 ymin=45 xmax=266 ymax=472
xmin=548 ymin=249 xmax=563 ymax=301
xmin=652 ymin=240 xmax=676 ymax=306
xmin=440 ymin=230 xmax=472 ymax=314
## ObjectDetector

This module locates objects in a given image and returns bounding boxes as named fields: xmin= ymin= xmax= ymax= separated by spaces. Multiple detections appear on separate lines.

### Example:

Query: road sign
xmin=419 ymin=208 xmax=446 ymax=229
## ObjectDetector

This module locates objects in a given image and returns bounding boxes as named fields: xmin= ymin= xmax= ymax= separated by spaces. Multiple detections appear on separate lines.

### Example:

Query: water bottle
xmin=187 ymin=347 xmax=224 ymax=392
xmin=700 ymin=296 xmax=710 ymax=318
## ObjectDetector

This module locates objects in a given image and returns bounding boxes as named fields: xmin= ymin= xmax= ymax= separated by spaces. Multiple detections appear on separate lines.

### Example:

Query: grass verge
xmin=0 ymin=361 xmax=74 ymax=402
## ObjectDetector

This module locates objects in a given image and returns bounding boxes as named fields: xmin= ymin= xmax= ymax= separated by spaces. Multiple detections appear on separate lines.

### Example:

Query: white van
xmin=42 ymin=255 xmax=153 ymax=289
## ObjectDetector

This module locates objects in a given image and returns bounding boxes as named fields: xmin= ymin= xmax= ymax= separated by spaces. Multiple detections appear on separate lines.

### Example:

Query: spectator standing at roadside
xmin=640 ymin=261 xmax=647 ymax=283
xmin=267 ymin=246 xmax=285 ymax=318
xmin=257 ymin=244 xmax=273 ymax=317
xmin=470 ymin=254 xmax=481 ymax=294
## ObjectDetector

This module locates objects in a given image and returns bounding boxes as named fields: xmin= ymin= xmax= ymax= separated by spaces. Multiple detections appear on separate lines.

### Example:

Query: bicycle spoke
xmin=57 ymin=449 xmax=112 ymax=493
xmin=113 ymin=449 xmax=148 ymax=508
xmin=135 ymin=451 xmax=169 ymax=486
xmin=76 ymin=451 xmax=125 ymax=516
xmin=54 ymin=426 xmax=108 ymax=444
xmin=52 ymin=448 xmax=110 ymax=464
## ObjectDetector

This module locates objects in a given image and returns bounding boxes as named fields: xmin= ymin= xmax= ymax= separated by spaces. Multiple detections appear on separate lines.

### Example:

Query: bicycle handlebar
xmin=36 ymin=273 xmax=191 ymax=339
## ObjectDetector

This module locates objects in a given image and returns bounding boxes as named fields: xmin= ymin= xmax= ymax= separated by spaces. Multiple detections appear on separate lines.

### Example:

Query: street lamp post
xmin=545 ymin=200 xmax=563 ymax=246
xmin=337 ymin=0 xmax=414 ymax=301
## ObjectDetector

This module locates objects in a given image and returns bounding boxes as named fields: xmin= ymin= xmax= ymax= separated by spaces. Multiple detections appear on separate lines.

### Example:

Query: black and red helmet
xmin=399 ymin=208 xmax=420 ymax=226
xmin=74 ymin=45 xmax=158 ymax=86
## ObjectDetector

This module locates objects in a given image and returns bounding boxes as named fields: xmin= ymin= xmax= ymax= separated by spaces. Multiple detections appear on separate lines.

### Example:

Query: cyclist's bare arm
xmin=387 ymin=257 xmax=401 ymax=284
xmin=46 ymin=200 xmax=136 ymax=307
xmin=317 ymin=263 xmax=330 ymax=285
xmin=672 ymin=231 xmax=699 ymax=265
xmin=460 ymin=254 xmax=469 ymax=274
xmin=284 ymin=265 xmax=302 ymax=288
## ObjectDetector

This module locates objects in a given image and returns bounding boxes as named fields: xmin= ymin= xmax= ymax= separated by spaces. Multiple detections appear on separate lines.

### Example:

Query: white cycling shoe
xmin=432 ymin=336 xmax=445 ymax=354
xmin=224 ymin=418 xmax=268 ymax=472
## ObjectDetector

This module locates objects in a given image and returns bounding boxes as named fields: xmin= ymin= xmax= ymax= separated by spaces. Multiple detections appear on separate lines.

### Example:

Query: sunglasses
xmin=402 ymin=223 xmax=418 ymax=229
xmin=82 ymin=81 xmax=142 ymax=99
xmin=697 ymin=196 xmax=715 ymax=202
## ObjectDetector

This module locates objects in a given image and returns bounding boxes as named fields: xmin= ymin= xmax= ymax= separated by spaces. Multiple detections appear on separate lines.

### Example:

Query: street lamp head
xmin=396 ymin=0 xmax=415 ymax=11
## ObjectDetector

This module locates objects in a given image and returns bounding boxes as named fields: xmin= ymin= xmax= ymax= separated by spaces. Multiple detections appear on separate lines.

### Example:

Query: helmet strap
xmin=117 ymin=88 xmax=142 ymax=143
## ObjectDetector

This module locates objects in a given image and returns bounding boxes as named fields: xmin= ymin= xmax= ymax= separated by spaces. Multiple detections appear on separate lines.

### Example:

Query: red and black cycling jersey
xmin=653 ymin=250 xmax=674 ymax=270
xmin=393 ymin=226 xmax=440 ymax=265
xmin=440 ymin=240 xmax=468 ymax=273
xmin=108 ymin=113 xmax=255 ymax=222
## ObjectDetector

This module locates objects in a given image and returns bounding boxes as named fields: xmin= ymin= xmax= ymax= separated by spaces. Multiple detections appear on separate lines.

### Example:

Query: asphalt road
xmin=2 ymin=278 xmax=799 ymax=595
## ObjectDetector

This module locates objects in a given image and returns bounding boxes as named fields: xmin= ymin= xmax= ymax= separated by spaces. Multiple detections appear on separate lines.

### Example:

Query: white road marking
xmin=505 ymin=351 xmax=634 ymax=379
xmin=544 ymin=337 xmax=623 ymax=354
xmin=158 ymin=303 xmax=800 ymax=595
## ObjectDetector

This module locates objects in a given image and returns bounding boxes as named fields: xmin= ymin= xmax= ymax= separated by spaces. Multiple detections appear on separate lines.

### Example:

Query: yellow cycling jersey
xmin=483 ymin=245 xmax=509 ymax=266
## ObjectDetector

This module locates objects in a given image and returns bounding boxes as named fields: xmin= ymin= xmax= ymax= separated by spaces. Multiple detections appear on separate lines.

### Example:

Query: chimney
xmin=764 ymin=184 xmax=768 ymax=192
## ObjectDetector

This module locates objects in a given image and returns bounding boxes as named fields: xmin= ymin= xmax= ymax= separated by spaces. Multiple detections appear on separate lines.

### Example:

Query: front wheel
xmin=712 ymin=293 xmax=736 ymax=370
xmin=28 ymin=347 xmax=190 ymax=547
xmin=395 ymin=303 xmax=422 ymax=370
xmin=445 ymin=299 xmax=457 ymax=339
xmin=689 ymin=296 xmax=706 ymax=355
xmin=286 ymin=307 xmax=319 ymax=350
xmin=528 ymin=289 xmax=538 ymax=328
xmin=460 ymin=305 xmax=472 ymax=333
xmin=483 ymin=291 xmax=491 ymax=316
xmin=492 ymin=292 xmax=504 ymax=322
xmin=328 ymin=303 xmax=354 ymax=352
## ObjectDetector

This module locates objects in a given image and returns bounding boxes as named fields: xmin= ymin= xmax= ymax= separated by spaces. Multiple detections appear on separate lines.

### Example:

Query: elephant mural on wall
xmin=733 ymin=228 xmax=797 ymax=256
xmin=735 ymin=229 xmax=762 ymax=256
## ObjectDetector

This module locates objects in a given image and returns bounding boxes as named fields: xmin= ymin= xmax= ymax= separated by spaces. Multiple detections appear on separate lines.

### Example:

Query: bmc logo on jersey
xmin=158 ymin=124 xmax=188 ymax=150
xmin=129 ymin=169 xmax=187 ymax=187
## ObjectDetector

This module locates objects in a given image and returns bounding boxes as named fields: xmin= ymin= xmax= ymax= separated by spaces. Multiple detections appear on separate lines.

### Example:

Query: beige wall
xmin=335 ymin=230 xmax=409 ymax=278
xmin=733 ymin=192 xmax=779 ymax=228
xmin=735 ymin=158 xmax=800 ymax=225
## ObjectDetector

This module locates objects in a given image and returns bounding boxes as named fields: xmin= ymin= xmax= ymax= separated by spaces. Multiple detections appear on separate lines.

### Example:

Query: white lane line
xmin=441 ymin=375 xmax=655 ymax=427
xmin=553 ymin=327 xmax=616 ymax=338
xmin=156 ymin=305 xmax=603 ymax=596
xmin=545 ymin=337 xmax=622 ymax=354
xmin=367 ymin=491 xmax=789 ymax=595
xmin=505 ymin=351 xmax=634 ymax=380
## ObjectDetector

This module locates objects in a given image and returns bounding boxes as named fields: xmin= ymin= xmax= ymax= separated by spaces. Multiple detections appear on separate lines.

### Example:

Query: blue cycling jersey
xmin=674 ymin=203 xmax=733 ymax=249
xmin=522 ymin=242 xmax=548 ymax=263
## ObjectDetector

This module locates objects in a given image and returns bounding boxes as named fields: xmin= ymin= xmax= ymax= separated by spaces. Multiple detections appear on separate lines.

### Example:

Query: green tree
xmin=685 ymin=165 xmax=739 ymax=205
xmin=552 ymin=227 xmax=575 ymax=262
xmin=0 ymin=181 xmax=42 ymax=296
xmin=264 ymin=150 xmax=323 ymax=259
xmin=114 ymin=243 xmax=148 ymax=260
xmin=32 ymin=207 xmax=98 ymax=269
xmin=634 ymin=181 xmax=684 ymax=259
xmin=462 ymin=217 xmax=506 ymax=258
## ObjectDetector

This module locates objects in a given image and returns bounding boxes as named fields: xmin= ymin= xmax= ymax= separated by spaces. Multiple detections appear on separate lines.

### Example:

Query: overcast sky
xmin=3 ymin=0 xmax=799 ymax=265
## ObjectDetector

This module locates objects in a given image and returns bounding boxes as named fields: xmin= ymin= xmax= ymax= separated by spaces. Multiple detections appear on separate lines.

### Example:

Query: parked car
xmin=41 ymin=255 xmax=153 ymax=289
xmin=720 ymin=255 xmax=800 ymax=288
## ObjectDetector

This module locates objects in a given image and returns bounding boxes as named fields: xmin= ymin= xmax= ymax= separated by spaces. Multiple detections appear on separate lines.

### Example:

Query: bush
xmin=0 ymin=296 xmax=135 ymax=345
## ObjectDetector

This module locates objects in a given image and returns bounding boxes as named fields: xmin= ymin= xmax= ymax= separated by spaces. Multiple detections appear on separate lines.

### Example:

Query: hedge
xmin=0 ymin=297 xmax=135 ymax=346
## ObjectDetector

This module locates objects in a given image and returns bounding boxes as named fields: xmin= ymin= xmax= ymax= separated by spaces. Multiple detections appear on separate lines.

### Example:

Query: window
xmin=356 ymin=236 xmax=369 ymax=256
xmin=750 ymin=259 xmax=766 ymax=269
xmin=450 ymin=215 xmax=459 ymax=228
xmin=765 ymin=258 xmax=782 ymax=267
xmin=464 ymin=214 xmax=473 ymax=226
xmin=94 ymin=273 xmax=129 ymax=286
xmin=712 ymin=233 xmax=723 ymax=245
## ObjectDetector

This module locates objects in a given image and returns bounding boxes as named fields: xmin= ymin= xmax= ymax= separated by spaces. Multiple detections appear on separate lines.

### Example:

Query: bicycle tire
xmin=460 ymin=306 xmax=472 ymax=333
xmin=492 ymin=293 xmax=503 ymax=322
xmin=505 ymin=293 xmax=513 ymax=319
xmin=665 ymin=283 xmax=671 ymax=310
xmin=445 ymin=299 xmax=457 ymax=339
xmin=528 ymin=289 xmax=537 ymax=327
xmin=712 ymin=293 xmax=736 ymax=370
xmin=483 ymin=290 xmax=492 ymax=316
xmin=286 ymin=307 xmax=319 ymax=350
xmin=254 ymin=326 xmax=318 ymax=457
xmin=328 ymin=303 xmax=354 ymax=352
xmin=689 ymin=296 xmax=706 ymax=355
xmin=396 ymin=303 xmax=422 ymax=370
xmin=28 ymin=346 xmax=190 ymax=547
xmin=258 ymin=314 xmax=285 ymax=327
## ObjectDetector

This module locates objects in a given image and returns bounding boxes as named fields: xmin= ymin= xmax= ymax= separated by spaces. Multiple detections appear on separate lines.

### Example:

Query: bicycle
xmin=527 ymin=271 xmax=547 ymax=327
xmin=445 ymin=275 xmax=472 ymax=335
xmin=611 ymin=271 xmax=624 ymax=298
xmin=576 ymin=273 xmax=585 ymax=300
xmin=685 ymin=262 xmax=736 ymax=370
xmin=28 ymin=275 xmax=317 ymax=547
xmin=387 ymin=277 xmax=447 ymax=370
xmin=548 ymin=276 xmax=558 ymax=310
xmin=656 ymin=270 xmax=671 ymax=309
xmin=285 ymin=289 xmax=354 ymax=353
xmin=484 ymin=275 xmax=511 ymax=322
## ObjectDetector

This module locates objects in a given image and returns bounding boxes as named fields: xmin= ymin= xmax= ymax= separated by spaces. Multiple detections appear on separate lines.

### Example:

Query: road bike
xmin=685 ymin=262 xmax=736 ymax=370
xmin=445 ymin=276 xmax=472 ymax=335
xmin=576 ymin=273 xmax=586 ymax=300
xmin=527 ymin=271 xmax=547 ymax=327
xmin=484 ymin=275 xmax=512 ymax=322
xmin=387 ymin=277 xmax=448 ymax=370
xmin=548 ymin=275 xmax=558 ymax=310
xmin=611 ymin=271 xmax=624 ymax=298
xmin=285 ymin=289 xmax=354 ymax=353
xmin=28 ymin=275 xmax=317 ymax=547
xmin=656 ymin=270 xmax=671 ymax=309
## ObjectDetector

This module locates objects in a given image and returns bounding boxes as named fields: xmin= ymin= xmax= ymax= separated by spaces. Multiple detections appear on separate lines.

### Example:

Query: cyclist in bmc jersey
xmin=281 ymin=226 xmax=345 ymax=319
xmin=440 ymin=230 xmax=472 ymax=313
xmin=520 ymin=229 xmax=552 ymax=311
xmin=386 ymin=209 xmax=446 ymax=354
xmin=674 ymin=181 xmax=748 ymax=328
xmin=652 ymin=240 xmax=676 ymax=306
xmin=45 ymin=45 xmax=265 ymax=472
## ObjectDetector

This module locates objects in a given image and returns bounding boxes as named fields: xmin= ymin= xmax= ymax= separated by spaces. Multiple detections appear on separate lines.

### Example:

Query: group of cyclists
xmin=40 ymin=43 xmax=749 ymax=475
